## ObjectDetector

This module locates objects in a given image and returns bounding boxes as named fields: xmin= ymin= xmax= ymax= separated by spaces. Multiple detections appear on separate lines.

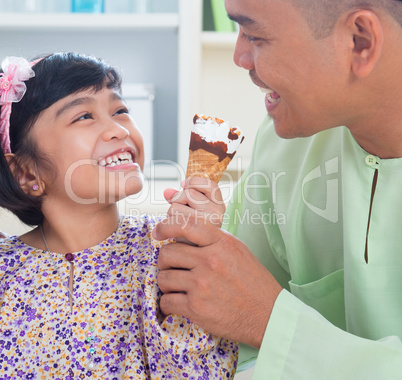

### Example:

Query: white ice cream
xmin=193 ymin=115 xmax=244 ymax=154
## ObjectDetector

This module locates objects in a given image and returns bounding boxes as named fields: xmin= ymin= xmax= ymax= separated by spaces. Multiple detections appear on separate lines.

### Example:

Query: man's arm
xmin=154 ymin=218 xmax=282 ymax=348
xmin=156 ymin=174 xmax=282 ymax=347
xmin=253 ymin=289 xmax=402 ymax=379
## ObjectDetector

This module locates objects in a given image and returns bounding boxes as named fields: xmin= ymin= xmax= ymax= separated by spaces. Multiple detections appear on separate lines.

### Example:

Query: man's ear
xmin=346 ymin=10 xmax=384 ymax=78
xmin=5 ymin=153 xmax=45 ymax=196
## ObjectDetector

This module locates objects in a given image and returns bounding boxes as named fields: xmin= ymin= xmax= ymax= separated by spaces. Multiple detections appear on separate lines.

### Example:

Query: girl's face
xmin=31 ymin=86 xmax=145 ymax=206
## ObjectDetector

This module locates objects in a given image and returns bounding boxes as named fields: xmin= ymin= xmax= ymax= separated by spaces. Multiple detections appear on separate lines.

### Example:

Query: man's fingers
xmin=167 ymin=202 xmax=196 ymax=218
xmin=158 ymin=242 xmax=198 ymax=270
xmin=163 ymin=177 xmax=223 ymax=206
xmin=159 ymin=292 xmax=189 ymax=318
xmin=170 ymin=188 xmax=210 ymax=208
xmin=152 ymin=214 xmax=222 ymax=246
xmin=158 ymin=267 xmax=193 ymax=293
xmin=168 ymin=202 xmax=223 ymax=227
xmin=183 ymin=176 xmax=224 ymax=204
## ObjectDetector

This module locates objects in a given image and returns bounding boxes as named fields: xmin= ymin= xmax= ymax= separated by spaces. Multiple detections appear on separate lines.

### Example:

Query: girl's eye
xmin=74 ymin=112 xmax=93 ymax=122
xmin=114 ymin=107 xmax=129 ymax=116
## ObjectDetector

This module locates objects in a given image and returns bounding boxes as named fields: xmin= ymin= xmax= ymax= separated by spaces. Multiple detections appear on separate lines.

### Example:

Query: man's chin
xmin=273 ymin=121 xmax=304 ymax=139
xmin=272 ymin=119 xmax=324 ymax=140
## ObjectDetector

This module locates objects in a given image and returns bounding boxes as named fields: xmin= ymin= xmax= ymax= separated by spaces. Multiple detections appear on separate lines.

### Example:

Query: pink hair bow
xmin=0 ymin=56 xmax=36 ymax=154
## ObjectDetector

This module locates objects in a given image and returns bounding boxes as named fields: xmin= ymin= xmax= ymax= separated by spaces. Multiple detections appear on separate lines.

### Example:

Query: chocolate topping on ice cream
xmin=189 ymin=133 xmax=232 ymax=161
xmin=185 ymin=114 xmax=245 ymax=183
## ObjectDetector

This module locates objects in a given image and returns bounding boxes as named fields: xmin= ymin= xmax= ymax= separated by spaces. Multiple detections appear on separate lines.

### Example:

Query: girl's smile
xmin=98 ymin=148 xmax=137 ymax=169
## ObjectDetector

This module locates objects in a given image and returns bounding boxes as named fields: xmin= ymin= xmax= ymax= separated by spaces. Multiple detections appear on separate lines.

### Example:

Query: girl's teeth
xmin=99 ymin=152 xmax=134 ymax=167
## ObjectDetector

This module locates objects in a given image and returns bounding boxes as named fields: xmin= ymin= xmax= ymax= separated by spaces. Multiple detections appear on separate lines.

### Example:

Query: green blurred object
xmin=210 ymin=0 xmax=235 ymax=32
xmin=203 ymin=0 xmax=215 ymax=31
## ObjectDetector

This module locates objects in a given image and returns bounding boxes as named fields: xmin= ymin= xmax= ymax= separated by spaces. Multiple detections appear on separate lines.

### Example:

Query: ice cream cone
xmin=185 ymin=115 xmax=244 ymax=183
xmin=185 ymin=149 xmax=232 ymax=183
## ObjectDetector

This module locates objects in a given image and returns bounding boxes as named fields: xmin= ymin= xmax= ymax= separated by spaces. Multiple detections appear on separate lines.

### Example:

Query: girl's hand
xmin=163 ymin=176 xmax=226 ymax=229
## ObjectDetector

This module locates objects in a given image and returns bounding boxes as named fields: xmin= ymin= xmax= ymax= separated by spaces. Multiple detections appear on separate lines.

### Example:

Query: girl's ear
xmin=345 ymin=10 xmax=384 ymax=78
xmin=5 ymin=153 xmax=45 ymax=196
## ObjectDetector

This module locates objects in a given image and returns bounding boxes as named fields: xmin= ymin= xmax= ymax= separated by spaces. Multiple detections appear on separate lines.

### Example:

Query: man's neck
xmin=350 ymin=119 xmax=402 ymax=159
xmin=347 ymin=92 xmax=402 ymax=159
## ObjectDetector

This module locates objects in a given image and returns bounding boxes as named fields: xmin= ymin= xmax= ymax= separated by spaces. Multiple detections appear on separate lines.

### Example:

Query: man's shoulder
xmin=252 ymin=119 xmax=344 ymax=172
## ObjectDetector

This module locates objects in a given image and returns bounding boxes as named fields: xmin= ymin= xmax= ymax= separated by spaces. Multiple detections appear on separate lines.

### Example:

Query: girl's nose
xmin=233 ymin=31 xmax=255 ymax=71
xmin=102 ymin=120 xmax=130 ymax=141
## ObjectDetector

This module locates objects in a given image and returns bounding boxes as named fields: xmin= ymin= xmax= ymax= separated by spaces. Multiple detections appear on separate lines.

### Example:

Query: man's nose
xmin=233 ymin=30 xmax=255 ymax=71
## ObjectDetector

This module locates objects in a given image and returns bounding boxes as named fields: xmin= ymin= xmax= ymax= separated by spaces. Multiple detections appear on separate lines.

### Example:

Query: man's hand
xmin=154 ymin=214 xmax=282 ymax=348
xmin=163 ymin=176 xmax=226 ymax=228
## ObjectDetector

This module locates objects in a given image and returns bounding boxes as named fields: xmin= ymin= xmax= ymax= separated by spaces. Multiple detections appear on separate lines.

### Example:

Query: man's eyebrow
xmin=55 ymin=97 xmax=94 ymax=119
xmin=227 ymin=13 xmax=257 ymax=28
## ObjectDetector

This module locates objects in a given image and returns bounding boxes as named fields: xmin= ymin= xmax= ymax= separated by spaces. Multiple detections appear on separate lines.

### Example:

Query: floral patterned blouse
xmin=0 ymin=215 xmax=238 ymax=379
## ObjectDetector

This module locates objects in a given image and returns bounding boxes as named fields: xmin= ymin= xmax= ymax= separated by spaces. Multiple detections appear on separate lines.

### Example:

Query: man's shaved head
xmin=289 ymin=0 xmax=402 ymax=38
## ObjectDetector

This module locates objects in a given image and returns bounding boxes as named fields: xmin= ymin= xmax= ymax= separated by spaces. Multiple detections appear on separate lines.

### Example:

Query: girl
xmin=0 ymin=53 xmax=237 ymax=379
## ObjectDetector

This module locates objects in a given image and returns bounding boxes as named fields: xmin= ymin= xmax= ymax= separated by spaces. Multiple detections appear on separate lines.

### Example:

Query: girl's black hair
xmin=0 ymin=52 xmax=122 ymax=227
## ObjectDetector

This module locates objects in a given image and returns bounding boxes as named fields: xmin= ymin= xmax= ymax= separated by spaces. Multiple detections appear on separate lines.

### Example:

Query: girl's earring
xmin=32 ymin=184 xmax=39 ymax=191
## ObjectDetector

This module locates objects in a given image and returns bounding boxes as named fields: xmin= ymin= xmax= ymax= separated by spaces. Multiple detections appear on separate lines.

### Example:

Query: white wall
xmin=200 ymin=44 xmax=267 ymax=173
xmin=0 ymin=28 xmax=179 ymax=163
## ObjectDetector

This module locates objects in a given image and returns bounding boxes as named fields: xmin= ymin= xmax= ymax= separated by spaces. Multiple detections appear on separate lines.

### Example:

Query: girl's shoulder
xmin=0 ymin=235 xmax=29 ymax=254
xmin=0 ymin=236 xmax=36 ymax=277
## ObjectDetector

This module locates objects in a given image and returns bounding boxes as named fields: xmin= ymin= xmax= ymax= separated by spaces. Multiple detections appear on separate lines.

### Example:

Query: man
xmin=153 ymin=0 xmax=402 ymax=377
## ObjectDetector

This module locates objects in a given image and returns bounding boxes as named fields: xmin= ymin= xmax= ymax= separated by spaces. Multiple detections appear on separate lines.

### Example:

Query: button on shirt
xmin=365 ymin=154 xmax=379 ymax=167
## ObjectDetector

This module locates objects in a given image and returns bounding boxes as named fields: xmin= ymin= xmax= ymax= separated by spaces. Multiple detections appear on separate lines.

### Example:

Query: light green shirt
xmin=224 ymin=118 xmax=402 ymax=379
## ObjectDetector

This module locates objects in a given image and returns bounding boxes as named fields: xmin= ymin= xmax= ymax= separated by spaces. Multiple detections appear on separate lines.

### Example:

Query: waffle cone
xmin=185 ymin=149 xmax=232 ymax=183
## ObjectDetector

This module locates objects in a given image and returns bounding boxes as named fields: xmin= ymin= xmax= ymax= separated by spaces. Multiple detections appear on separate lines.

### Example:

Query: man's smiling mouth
xmin=249 ymin=71 xmax=281 ymax=105
xmin=260 ymin=87 xmax=281 ymax=104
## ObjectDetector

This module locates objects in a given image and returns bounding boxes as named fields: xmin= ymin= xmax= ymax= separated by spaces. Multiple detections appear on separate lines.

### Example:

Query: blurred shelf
xmin=0 ymin=12 xmax=179 ymax=32
xmin=201 ymin=31 xmax=237 ymax=48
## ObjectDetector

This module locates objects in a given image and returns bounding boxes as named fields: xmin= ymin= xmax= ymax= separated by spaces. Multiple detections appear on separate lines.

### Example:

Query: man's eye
xmin=242 ymin=32 xmax=260 ymax=43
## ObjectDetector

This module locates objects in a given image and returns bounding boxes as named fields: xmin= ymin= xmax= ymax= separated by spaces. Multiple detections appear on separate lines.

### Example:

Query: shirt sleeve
xmin=252 ymin=289 xmax=402 ymax=379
